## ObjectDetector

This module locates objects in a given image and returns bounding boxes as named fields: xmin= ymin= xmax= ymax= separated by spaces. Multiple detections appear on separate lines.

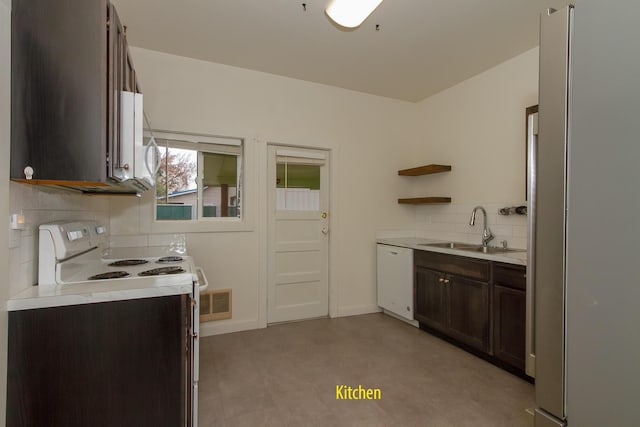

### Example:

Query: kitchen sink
xmin=419 ymin=242 xmax=525 ymax=254
xmin=419 ymin=242 xmax=474 ymax=249
xmin=459 ymin=246 xmax=526 ymax=254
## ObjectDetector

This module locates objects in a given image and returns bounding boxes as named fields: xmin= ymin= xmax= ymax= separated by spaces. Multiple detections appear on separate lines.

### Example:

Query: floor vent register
xmin=200 ymin=289 xmax=232 ymax=321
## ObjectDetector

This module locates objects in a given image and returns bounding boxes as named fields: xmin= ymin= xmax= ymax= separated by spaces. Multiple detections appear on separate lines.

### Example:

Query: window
xmin=149 ymin=132 xmax=243 ymax=221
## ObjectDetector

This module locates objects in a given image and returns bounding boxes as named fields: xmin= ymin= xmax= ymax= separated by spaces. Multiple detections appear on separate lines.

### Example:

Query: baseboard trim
xmin=199 ymin=306 xmax=384 ymax=335
xmin=199 ymin=318 xmax=261 ymax=337
xmin=335 ymin=304 xmax=381 ymax=318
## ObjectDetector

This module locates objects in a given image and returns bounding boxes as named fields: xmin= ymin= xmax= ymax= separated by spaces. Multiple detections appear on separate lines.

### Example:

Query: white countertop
xmin=7 ymin=275 xmax=195 ymax=311
xmin=376 ymin=237 xmax=527 ymax=266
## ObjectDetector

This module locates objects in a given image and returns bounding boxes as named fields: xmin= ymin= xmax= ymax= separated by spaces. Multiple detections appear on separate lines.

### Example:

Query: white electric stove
xmin=38 ymin=221 xmax=207 ymax=291
xmin=34 ymin=220 xmax=204 ymax=427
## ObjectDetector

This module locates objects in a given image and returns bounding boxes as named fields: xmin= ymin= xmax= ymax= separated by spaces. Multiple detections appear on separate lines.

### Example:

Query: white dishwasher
xmin=376 ymin=244 xmax=417 ymax=325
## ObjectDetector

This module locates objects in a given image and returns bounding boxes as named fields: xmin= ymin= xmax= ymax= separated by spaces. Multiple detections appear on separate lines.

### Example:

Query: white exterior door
xmin=267 ymin=145 xmax=329 ymax=323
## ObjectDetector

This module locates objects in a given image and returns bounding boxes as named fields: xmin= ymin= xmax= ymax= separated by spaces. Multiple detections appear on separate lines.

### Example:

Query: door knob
xmin=321 ymin=227 xmax=329 ymax=235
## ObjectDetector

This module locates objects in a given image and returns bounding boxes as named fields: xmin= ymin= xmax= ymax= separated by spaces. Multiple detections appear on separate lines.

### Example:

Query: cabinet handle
xmin=444 ymin=279 xmax=450 ymax=284
xmin=438 ymin=277 xmax=444 ymax=283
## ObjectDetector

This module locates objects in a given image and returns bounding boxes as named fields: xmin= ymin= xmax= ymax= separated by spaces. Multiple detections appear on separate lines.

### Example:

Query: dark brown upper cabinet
xmin=11 ymin=0 xmax=152 ymax=194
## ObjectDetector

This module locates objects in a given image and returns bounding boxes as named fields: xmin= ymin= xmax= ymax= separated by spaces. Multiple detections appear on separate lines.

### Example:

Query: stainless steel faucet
xmin=469 ymin=206 xmax=495 ymax=247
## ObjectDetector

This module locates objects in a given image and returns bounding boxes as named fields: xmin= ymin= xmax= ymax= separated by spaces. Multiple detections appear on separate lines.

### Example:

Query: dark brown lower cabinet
xmin=7 ymin=295 xmax=191 ymax=427
xmin=414 ymin=251 xmax=529 ymax=378
xmin=414 ymin=264 xmax=489 ymax=353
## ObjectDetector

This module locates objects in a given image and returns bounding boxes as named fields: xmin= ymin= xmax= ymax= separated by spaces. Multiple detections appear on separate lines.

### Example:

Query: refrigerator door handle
xmin=526 ymin=111 xmax=538 ymax=378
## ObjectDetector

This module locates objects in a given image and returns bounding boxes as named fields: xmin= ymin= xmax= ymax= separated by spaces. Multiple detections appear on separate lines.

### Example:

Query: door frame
xmin=259 ymin=142 xmax=337 ymax=327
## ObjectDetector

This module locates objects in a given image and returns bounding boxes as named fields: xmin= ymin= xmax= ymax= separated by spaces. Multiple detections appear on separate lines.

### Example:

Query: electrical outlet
xmin=10 ymin=213 xmax=26 ymax=230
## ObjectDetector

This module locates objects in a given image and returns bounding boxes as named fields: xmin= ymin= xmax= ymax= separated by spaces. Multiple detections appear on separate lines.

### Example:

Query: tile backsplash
xmin=109 ymin=233 xmax=187 ymax=253
xmin=414 ymin=202 xmax=528 ymax=249
xmin=8 ymin=182 xmax=110 ymax=297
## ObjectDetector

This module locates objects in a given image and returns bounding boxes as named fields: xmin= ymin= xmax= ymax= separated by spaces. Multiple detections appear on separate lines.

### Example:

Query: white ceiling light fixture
xmin=325 ymin=0 xmax=384 ymax=29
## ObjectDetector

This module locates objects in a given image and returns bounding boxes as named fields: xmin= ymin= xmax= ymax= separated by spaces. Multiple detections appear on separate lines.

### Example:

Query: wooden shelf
xmin=398 ymin=197 xmax=452 ymax=205
xmin=398 ymin=164 xmax=451 ymax=176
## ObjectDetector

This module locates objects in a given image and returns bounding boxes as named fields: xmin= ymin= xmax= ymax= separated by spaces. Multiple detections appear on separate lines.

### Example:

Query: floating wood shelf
xmin=398 ymin=164 xmax=451 ymax=176
xmin=398 ymin=197 xmax=452 ymax=205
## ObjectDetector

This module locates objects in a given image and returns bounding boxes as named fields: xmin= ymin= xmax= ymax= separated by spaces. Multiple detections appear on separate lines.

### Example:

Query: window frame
xmin=143 ymin=130 xmax=253 ymax=234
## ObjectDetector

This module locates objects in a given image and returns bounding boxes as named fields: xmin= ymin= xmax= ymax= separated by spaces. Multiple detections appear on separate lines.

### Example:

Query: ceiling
xmin=111 ymin=0 xmax=568 ymax=102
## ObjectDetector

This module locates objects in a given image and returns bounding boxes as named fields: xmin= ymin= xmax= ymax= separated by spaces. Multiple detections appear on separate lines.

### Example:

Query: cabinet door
xmin=10 ymin=0 xmax=109 ymax=183
xmin=447 ymin=275 xmax=490 ymax=352
xmin=414 ymin=267 xmax=447 ymax=332
xmin=493 ymin=285 xmax=526 ymax=370
xmin=7 ymin=295 xmax=188 ymax=427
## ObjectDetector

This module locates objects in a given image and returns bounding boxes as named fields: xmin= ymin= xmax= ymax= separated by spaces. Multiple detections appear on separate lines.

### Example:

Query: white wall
xmin=404 ymin=48 xmax=539 ymax=249
xmin=412 ymin=47 xmax=538 ymax=203
xmin=0 ymin=0 xmax=11 ymax=422
xmin=110 ymin=48 xmax=419 ymax=334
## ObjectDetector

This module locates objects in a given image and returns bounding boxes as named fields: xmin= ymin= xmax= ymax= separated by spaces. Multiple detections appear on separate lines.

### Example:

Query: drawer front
xmin=414 ymin=250 xmax=489 ymax=282
xmin=493 ymin=263 xmax=526 ymax=291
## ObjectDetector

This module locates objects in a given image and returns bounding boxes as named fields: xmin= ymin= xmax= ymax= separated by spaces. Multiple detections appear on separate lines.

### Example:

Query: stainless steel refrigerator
xmin=528 ymin=2 xmax=640 ymax=426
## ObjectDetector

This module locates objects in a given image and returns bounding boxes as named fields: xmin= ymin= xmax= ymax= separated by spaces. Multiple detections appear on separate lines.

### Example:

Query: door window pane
xmin=276 ymin=162 xmax=321 ymax=211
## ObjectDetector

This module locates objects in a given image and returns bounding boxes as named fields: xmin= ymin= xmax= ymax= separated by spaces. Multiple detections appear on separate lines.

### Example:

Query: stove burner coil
xmin=138 ymin=266 xmax=186 ymax=277
xmin=156 ymin=256 xmax=184 ymax=264
xmin=108 ymin=259 xmax=149 ymax=267
xmin=88 ymin=271 xmax=131 ymax=280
